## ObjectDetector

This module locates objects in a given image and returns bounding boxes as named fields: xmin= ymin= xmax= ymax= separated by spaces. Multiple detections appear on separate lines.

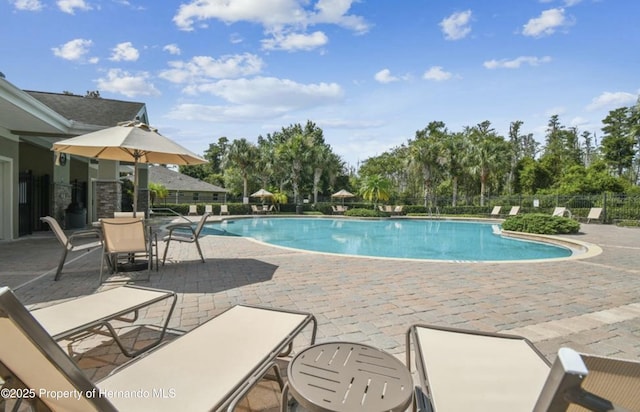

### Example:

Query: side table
xmin=282 ymin=342 xmax=413 ymax=412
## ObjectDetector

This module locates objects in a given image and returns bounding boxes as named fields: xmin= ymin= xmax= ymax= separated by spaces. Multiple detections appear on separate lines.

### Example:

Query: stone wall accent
xmin=96 ymin=180 xmax=121 ymax=219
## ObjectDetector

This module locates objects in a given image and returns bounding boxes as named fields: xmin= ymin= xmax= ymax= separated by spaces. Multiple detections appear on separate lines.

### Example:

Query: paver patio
xmin=2 ymin=217 xmax=639 ymax=410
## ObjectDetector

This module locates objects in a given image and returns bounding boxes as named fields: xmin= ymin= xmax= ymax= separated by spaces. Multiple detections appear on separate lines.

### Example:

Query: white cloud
xmin=96 ymin=69 xmax=160 ymax=98
xmin=52 ymin=38 xmax=93 ymax=61
xmin=262 ymin=31 xmax=328 ymax=51
xmin=163 ymin=44 xmax=181 ymax=55
xmin=109 ymin=42 xmax=139 ymax=61
xmin=11 ymin=0 xmax=42 ymax=11
xmin=483 ymin=56 xmax=552 ymax=69
xmin=522 ymin=8 xmax=566 ymax=37
xmin=57 ymin=0 xmax=91 ymax=14
xmin=440 ymin=10 xmax=472 ymax=40
xmin=167 ymin=77 xmax=344 ymax=122
xmin=185 ymin=77 xmax=344 ymax=109
xmin=159 ymin=53 xmax=264 ymax=84
xmin=374 ymin=69 xmax=399 ymax=84
xmin=173 ymin=0 xmax=369 ymax=34
xmin=423 ymin=66 xmax=453 ymax=81
xmin=564 ymin=0 xmax=582 ymax=6
xmin=167 ymin=103 xmax=288 ymax=122
xmin=587 ymin=91 xmax=638 ymax=111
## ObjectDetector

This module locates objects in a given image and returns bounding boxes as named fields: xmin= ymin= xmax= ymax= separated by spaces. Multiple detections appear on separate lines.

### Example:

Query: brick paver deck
xmin=2 ymin=217 xmax=639 ymax=410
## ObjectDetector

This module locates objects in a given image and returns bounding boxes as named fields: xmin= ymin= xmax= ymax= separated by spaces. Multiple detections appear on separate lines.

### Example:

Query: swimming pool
xmin=204 ymin=218 xmax=574 ymax=261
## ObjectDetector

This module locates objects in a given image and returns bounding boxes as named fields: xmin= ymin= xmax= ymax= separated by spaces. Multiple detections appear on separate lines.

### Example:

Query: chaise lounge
xmin=406 ymin=324 xmax=640 ymax=411
xmin=30 ymin=285 xmax=176 ymax=357
xmin=0 ymin=286 xmax=317 ymax=411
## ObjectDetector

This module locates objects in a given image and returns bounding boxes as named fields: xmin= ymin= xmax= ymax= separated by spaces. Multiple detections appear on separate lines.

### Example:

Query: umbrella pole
xmin=133 ymin=157 xmax=139 ymax=218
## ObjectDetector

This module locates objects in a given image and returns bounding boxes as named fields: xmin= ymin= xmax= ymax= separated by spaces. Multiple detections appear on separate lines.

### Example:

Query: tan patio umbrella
xmin=52 ymin=121 xmax=207 ymax=216
xmin=331 ymin=189 xmax=355 ymax=204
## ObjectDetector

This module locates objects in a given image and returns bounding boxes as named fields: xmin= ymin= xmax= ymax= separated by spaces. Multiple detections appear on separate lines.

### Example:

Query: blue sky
xmin=2 ymin=0 xmax=639 ymax=168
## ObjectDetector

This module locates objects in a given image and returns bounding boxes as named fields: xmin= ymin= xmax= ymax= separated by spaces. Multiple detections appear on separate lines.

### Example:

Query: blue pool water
xmin=204 ymin=218 xmax=573 ymax=261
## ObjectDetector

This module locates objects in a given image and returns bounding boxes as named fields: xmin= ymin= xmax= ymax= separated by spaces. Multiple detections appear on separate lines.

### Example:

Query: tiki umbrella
xmin=250 ymin=189 xmax=274 ymax=201
xmin=331 ymin=189 xmax=355 ymax=204
xmin=52 ymin=121 xmax=207 ymax=216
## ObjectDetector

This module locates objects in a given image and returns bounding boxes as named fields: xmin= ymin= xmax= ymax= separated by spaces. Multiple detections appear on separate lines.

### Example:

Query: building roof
xmin=25 ymin=91 xmax=147 ymax=127
xmin=147 ymin=165 xmax=227 ymax=193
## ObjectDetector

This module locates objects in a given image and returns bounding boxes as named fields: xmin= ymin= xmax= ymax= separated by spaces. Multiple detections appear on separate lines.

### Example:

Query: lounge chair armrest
xmin=166 ymin=223 xmax=196 ymax=237
xmin=68 ymin=229 xmax=103 ymax=244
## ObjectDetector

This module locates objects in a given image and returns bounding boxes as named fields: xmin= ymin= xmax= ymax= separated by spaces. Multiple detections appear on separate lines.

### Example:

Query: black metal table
xmin=283 ymin=342 xmax=413 ymax=412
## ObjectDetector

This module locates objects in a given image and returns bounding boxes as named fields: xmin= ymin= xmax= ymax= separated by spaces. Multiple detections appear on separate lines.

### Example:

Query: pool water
xmin=204 ymin=218 xmax=573 ymax=261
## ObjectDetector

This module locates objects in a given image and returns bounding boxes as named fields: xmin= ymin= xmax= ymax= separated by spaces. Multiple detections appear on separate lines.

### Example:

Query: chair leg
xmin=162 ymin=239 xmax=170 ymax=265
xmin=54 ymin=248 xmax=69 ymax=281
xmin=195 ymin=239 xmax=205 ymax=263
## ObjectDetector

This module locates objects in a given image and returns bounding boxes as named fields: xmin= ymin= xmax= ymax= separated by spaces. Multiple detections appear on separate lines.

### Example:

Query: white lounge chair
xmin=31 ymin=285 xmax=176 ymax=357
xmin=490 ymin=206 xmax=502 ymax=217
xmin=220 ymin=204 xmax=230 ymax=215
xmin=204 ymin=204 xmax=213 ymax=214
xmin=407 ymin=324 xmax=640 ymax=412
xmin=40 ymin=216 xmax=103 ymax=281
xmin=552 ymin=206 xmax=572 ymax=218
xmin=508 ymin=206 xmax=520 ymax=216
xmin=188 ymin=204 xmax=198 ymax=215
xmin=0 ymin=286 xmax=317 ymax=412
xmin=407 ymin=324 xmax=550 ymax=411
xmin=586 ymin=207 xmax=603 ymax=223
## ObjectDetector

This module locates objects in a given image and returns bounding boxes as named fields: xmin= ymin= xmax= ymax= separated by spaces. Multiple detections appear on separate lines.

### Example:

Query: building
xmin=143 ymin=165 xmax=227 ymax=206
xmin=0 ymin=76 xmax=150 ymax=240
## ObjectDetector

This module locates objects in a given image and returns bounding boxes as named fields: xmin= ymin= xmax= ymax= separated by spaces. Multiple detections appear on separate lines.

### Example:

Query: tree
xmin=441 ymin=131 xmax=467 ymax=206
xmin=148 ymin=182 xmax=168 ymax=207
xmin=467 ymin=121 xmax=509 ymax=206
xmin=601 ymin=107 xmax=636 ymax=178
xmin=358 ymin=174 xmax=391 ymax=208
xmin=276 ymin=132 xmax=314 ymax=205
xmin=223 ymin=138 xmax=258 ymax=200
xmin=410 ymin=121 xmax=447 ymax=208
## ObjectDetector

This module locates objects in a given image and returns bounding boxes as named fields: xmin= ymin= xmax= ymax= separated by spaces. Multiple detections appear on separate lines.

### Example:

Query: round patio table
xmin=284 ymin=342 xmax=413 ymax=412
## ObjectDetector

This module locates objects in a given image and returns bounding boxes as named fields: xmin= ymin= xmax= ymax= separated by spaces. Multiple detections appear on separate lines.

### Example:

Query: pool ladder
xmin=428 ymin=207 xmax=440 ymax=219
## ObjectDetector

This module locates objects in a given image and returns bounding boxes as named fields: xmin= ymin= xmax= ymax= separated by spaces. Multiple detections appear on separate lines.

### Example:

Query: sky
xmin=2 ymin=0 xmax=639 ymax=169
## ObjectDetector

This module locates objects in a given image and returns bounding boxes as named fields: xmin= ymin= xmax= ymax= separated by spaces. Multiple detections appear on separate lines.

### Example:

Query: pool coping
xmin=209 ymin=215 xmax=603 ymax=263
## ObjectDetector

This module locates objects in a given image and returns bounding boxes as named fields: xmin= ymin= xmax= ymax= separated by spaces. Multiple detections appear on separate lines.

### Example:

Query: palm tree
xmin=467 ymin=121 xmax=510 ymax=206
xmin=359 ymin=174 xmax=391 ymax=209
xmin=148 ymin=182 xmax=168 ymax=207
xmin=276 ymin=133 xmax=313 ymax=205
xmin=409 ymin=122 xmax=447 ymax=208
xmin=223 ymin=138 xmax=258 ymax=200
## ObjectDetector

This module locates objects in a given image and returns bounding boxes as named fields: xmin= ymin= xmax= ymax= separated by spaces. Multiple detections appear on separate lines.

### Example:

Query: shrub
xmin=502 ymin=213 xmax=580 ymax=235
xmin=344 ymin=208 xmax=387 ymax=218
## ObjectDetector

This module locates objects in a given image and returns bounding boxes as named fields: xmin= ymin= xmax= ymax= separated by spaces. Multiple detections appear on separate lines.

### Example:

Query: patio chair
xmin=114 ymin=211 xmax=134 ymax=218
xmin=220 ymin=204 xmax=230 ymax=215
xmin=251 ymin=204 xmax=264 ymax=215
xmin=533 ymin=347 xmax=640 ymax=411
xmin=40 ymin=216 xmax=103 ymax=281
xmin=393 ymin=205 xmax=404 ymax=215
xmin=162 ymin=212 xmax=211 ymax=265
xmin=0 ymin=286 xmax=317 ymax=412
xmin=205 ymin=204 xmax=213 ymax=214
xmin=586 ymin=207 xmax=603 ymax=223
xmin=30 ymin=285 xmax=177 ymax=357
xmin=508 ymin=206 xmax=520 ymax=216
xmin=406 ymin=324 xmax=551 ymax=411
xmin=188 ymin=204 xmax=198 ymax=215
xmin=99 ymin=217 xmax=157 ymax=284
xmin=490 ymin=205 xmax=502 ymax=216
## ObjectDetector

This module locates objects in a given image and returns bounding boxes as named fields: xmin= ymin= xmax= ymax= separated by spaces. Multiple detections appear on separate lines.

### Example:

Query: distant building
xmin=129 ymin=165 xmax=227 ymax=205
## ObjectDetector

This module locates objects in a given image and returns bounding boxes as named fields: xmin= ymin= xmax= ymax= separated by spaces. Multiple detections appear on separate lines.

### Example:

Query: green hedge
xmin=344 ymin=208 xmax=388 ymax=218
xmin=502 ymin=213 xmax=580 ymax=235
